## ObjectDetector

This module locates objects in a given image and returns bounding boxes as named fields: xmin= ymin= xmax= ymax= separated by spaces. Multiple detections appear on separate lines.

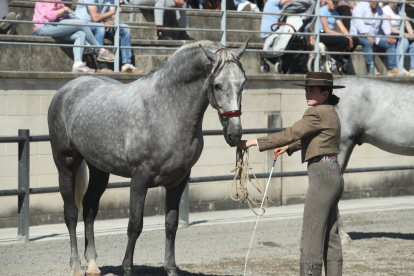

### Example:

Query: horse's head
xmin=200 ymin=42 xmax=248 ymax=147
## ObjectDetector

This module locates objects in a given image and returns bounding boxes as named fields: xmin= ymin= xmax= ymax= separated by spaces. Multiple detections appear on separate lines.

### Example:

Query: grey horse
xmin=333 ymin=77 xmax=414 ymax=241
xmin=48 ymin=40 xmax=248 ymax=276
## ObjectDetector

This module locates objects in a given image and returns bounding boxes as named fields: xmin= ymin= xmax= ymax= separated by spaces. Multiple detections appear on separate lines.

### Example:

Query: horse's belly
xmin=362 ymin=133 xmax=414 ymax=156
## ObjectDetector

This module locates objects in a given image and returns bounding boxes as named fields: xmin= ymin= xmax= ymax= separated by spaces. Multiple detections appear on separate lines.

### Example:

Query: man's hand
xmin=173 ymin=0 xmax=186 ymax=6
xmin=274 ymin=146 xmax=288 ymax=156
xmin=103 ymin=20 xmax=114 ymax=31
xmin=368 ymin=36 xmax=375 ymax=45
xmin=388 ymin=37 xmax=397 ymax=45
xmin=347 ymin=36 xmax=353 ymax=50
xmin=64 ymin=6 xmax=73 ymax=14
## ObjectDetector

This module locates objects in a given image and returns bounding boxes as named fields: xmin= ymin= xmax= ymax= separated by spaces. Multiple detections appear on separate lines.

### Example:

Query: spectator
xmin=260 ymin=0 xmax=293 ymax=40
xmin=33 ymin=0 xmax=114 ymax=73
xmin=336 ymin=1 xmax=355 ymax=31
xmin=75 ymin=0 xmax=145 ymax=73
xmin=234 ymin=0 xmax=260 ymax=12
xmin=128 ymin=0 xmax=194 ymax=40
xmin=0 ymin=0 xmax=21 ymax=35
xmin=383 ymin=1 xmax=414 ymax=75
xmin=350 ymin=1 xmax=398 ymax=75
xmin=319 ymin=0 xmax=359 ymax=74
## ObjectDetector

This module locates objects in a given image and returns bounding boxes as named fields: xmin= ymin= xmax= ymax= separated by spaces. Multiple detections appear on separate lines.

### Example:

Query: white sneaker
xmin=72 ymin=62 xmax=95 ymax=73
xmin=121 ymin=64 xmax=144 ymax=74
xmin=409 ymin=69 xmax=414 ymax=76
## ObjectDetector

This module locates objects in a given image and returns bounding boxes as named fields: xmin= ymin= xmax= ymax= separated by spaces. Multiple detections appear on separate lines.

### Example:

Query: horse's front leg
xmin=122 ymin=172 xmax=149 ymax=276
xmin=164 ymin=174 xmax=190 ymax=276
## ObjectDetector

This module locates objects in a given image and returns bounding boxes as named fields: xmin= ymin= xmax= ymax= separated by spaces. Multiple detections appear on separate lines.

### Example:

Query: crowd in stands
xmin=1 ymin=0 xmax=414 ymax=75
xmin=260 ymin=0 xmax=414 ymax=76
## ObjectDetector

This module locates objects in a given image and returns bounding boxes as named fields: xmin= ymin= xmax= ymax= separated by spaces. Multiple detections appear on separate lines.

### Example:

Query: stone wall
xmin=0 ymin=72 xmax=413 ymax=228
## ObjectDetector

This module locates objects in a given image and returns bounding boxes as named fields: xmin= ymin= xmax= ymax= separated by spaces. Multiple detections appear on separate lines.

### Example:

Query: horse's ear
xmin=234 ymin=40 xmax=249 ymax=60
xmin=199 ymin=44 xmax=216 ymax=63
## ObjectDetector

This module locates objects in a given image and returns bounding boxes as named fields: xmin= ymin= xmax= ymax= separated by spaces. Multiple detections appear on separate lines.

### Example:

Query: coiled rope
xmin=230 ymin=148 xmax=273 ymax=216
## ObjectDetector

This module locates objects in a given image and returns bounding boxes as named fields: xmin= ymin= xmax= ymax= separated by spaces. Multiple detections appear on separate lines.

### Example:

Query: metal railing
xmin=1 ymin=128 xmax=414 ymax=242
xmin=1 ymin=0 xmax=414 ymax=74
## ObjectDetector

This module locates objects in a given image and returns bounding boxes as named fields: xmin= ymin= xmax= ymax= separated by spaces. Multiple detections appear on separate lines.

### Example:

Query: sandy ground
xmin=0 ymin=209 xmax=413 ymax=276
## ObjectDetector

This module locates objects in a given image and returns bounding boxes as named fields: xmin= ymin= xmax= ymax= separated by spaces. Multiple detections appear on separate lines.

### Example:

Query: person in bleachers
xmin=350 ymin=1 xmax=398 ymax=75
xmin=335 ymin=1 xmax=355 ymax=31
xmin=33 ymin=0 xmax=114 ymax=73
xmin=75 ymin=0 xmax=144 ymax=73
xmin=260 ymin=0 xmax=293 ymax=41
xmin=319 ymin=0 xmax=359 ymax=74
xmin=0 ymin=0 xmax=21 ymax=34
xmin=383 ymin=0 xmax=414 ymax=76
xmin=128 ymin=0 xmax=194 ymax=40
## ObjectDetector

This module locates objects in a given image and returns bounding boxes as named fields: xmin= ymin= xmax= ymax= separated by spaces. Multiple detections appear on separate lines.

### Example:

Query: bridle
xmin=210 ymin=48 xmax=243 ymax=119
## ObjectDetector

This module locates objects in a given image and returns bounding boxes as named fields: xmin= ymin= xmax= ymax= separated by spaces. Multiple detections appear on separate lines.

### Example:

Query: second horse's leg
xmin=164 ymin=175 xmax=190 ymax=276
xmin=122 ymin=172 xmax=150 ymax=276
xmin=83 ymin=164 xmax=110 ymax=276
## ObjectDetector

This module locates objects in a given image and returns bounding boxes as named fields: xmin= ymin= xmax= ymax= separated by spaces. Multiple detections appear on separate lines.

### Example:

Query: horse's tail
xmin=74 ymin=160 xmax=89 ymax=219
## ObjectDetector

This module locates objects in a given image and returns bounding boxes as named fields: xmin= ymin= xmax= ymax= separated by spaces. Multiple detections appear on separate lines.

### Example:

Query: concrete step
xmin=135 ymin=55 xmax=170 ymax=73
xmin=0 ymin=35 xmax=263 ymax=74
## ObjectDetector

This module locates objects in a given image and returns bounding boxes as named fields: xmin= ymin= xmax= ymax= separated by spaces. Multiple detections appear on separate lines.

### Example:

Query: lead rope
xmin=230 ymin=149 xmax=273 ymax=216
xmin=242 ymin=152 xmax=279 ymax=276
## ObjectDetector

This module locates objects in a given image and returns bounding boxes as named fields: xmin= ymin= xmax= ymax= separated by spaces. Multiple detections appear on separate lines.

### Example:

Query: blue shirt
xmin=75 ymin=0 xmax=113 ymax=22
xmin=260 ymin=0 xmax=282 ymax=39
xmin=319 ymin=5 xmax=340 ymax=32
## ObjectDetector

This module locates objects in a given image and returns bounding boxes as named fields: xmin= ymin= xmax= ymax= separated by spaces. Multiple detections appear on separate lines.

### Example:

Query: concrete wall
xmin=0 ymin=73 xmax=413 ymax=228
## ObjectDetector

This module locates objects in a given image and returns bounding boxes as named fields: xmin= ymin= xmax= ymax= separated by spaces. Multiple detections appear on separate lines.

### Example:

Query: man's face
xmin=369 ymin=2 xmax=379 ymax=10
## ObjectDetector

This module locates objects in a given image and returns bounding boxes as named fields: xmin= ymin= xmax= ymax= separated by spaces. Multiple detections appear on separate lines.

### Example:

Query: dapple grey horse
xmin=48 ymin=40 xmax=248 ymax=276
xmin=334 ymin=77 xmax=414 ymax=241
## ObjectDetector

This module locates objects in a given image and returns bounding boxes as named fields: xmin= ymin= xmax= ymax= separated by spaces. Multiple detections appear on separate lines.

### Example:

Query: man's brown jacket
xmin=257 ymin=104 xmax=341 ymax=163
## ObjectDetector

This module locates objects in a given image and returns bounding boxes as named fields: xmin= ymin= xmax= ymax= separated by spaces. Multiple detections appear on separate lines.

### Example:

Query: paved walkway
xmin=1 ymin=196 xmax=413 ymax=244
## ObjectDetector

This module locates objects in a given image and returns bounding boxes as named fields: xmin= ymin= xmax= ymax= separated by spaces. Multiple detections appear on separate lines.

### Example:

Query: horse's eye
xmin=214 ymin=84 xmax=222 ymax=91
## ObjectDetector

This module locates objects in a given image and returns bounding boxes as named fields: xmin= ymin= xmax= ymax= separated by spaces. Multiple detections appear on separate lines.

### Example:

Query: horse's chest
xmin=152 ymin=142 xmax=203 ymax=188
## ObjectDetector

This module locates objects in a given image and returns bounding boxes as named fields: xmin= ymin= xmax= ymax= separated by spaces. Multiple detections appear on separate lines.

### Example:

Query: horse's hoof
xmin=165 ymin=267 xmax=178 ymax=276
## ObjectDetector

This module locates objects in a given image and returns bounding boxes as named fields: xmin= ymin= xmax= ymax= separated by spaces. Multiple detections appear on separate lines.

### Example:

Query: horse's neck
xmin=153 ymin=53 xmax=211 ymax=133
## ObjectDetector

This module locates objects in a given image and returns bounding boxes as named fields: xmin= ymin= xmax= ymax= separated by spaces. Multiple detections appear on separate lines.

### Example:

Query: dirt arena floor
xmin=0 ymin=209 xmax=413 ymax=276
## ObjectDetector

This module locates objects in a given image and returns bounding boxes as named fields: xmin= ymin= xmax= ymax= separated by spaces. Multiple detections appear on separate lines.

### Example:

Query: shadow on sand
xmin=100 ymin=265 xmax=233 ymax=276
xmin=348 ymin=232 xmax=414 ymax=240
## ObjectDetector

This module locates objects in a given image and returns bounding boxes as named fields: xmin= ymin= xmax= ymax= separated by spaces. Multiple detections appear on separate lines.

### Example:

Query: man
xmin=260 ymin=0 xmax=293 ymax=40
xmin=350 ymin=1 xmax=398 ymax=75
xmin=75 ymin=0 xmax=144 ymax=73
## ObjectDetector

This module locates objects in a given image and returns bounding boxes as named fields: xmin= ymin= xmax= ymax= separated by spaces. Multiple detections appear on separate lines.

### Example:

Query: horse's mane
xmin=175 ymin=40 xmax=246 ymax=88
xmin=174 ymin=40 xmax=245 ymax=75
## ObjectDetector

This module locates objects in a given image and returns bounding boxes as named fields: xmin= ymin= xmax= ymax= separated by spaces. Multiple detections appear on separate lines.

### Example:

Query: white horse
xmin=334 ymin=77 xmax=414 ymax=242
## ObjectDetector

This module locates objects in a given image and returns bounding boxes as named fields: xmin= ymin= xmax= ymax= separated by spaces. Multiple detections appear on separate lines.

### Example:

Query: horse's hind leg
xmin=56 ymin=155 xmax=84 ymax=276
xmin=83 ymin=164 xmax=110 ymax=276
xmin=164 ymin=174 xmax=190 ymax=276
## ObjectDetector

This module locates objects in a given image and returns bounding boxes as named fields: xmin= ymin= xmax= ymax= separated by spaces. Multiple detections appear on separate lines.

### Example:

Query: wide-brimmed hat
xmin=293 ymin=72 xmax=346 ymax=89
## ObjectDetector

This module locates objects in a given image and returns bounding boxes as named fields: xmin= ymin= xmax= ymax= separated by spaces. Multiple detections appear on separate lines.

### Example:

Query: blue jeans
xmin=36 ymin=19 xmax=101 ymax=62
xmin=89 ymin=23 xmax=131 ymax=64
xmin=396 ymin=38 xmax=414 ymax=70
xmin=359 ymin=37 xmax=397 ymax=70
